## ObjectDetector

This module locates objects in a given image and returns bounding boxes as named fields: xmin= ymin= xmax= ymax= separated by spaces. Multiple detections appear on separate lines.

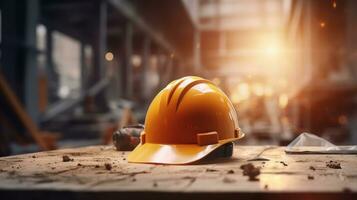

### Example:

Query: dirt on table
xmin=206 ymin=168 xmax=218 ymax=172
xmin=326 ymin=161 xmax=342 ymax=169
xmin=240 ymin=163 xmax=260 ymax=181
xmin=104 ymin=163 xmax=112 ymax=170
xmin=227 ymin=169 xmax=234 ymax=174
xmin=62 ymin=155 xmax=73 ymax=162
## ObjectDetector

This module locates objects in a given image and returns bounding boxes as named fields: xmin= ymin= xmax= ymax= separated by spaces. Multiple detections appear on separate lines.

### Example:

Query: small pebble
xmin=62 ymin=155 xmax=73 ymax=162
xmin=343 ymin=187 xmax=351 ymax=193
xmin=105 ymin=163 xmax=112 ymax=170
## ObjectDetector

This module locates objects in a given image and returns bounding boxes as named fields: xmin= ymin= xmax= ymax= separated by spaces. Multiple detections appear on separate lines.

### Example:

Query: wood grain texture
xmin=0 ymin=146 xmax=356 ymax=199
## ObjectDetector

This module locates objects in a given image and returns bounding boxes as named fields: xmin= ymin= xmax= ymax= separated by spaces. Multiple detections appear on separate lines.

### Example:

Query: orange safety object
xmin=128 ymin=76 xmax=244 ymax=164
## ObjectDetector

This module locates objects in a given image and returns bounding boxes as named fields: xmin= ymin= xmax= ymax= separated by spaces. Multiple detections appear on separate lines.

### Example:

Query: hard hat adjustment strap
xmin=197 ymin=131 xmax=219 ymax=146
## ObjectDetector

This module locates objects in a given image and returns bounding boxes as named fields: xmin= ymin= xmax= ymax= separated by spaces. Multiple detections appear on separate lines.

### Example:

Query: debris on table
xmin=153 ymin=182 xmax=158 ymax=187
xmin=62 ymin=155 xmax=73 ymax=162
xmin=206 ymin=168 xmax=218 ymax=172
xmin=343 ymin=187 xmax=352 ymax=193
xmin=240 ymin=163 xmax=260 ymax=181
xmin=247 ymin=157 xmax=270 ymax=161
xmin=227 ymin=169 xmax=234 ymax=174
xmin=1 ymin=146 xmax=356 ymax=196
xmin=105 ymin=163 xmax=112 ymax=170
xmin=326 ymin=161 xmax=342 ymax=169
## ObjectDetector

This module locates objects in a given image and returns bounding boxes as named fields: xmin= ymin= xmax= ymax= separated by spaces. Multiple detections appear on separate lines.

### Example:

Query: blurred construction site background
xmin=1 ymin=0 xmax=357 ymax=155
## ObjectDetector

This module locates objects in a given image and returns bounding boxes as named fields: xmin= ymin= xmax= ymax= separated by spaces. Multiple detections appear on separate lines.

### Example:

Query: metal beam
xmin=80 ymin=43 xmax=86 ymax=92
xmin=45 ymin=27 xmax=59 ymax=103
xmin=122 ymin=22 xmax=133 ymax=99
xmin=108 ymin=0 xmax=174 ymax=53
xmin=90 ymin=0 xmax=108 ymax=110
xmin=93 ymin=0 xmax=108 ymax=81
xmin=24 ymin=0 xmax=40 ymax=124
xmin=41 ymin=77 xmax=110 ymax=122
xmin=141 ymin=36 xmax=150 ymax=100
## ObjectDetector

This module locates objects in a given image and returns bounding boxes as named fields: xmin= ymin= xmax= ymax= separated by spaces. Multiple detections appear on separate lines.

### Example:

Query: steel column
xmin=122 ymin=22 xmax=133 ymax=99
xmin=91 ymin=0 xmax=108 ymax=110
xmin=24 ymin=0 xmax=40 ymax=123
xmin=141 ymin=36 xmax=151 ymax=100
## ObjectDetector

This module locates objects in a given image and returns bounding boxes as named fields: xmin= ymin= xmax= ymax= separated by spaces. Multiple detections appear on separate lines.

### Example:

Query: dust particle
xmin=309 ymin=166 xmax=316 ymax=171
xmin=307 ymin=175 xmax=314 ymax=180
xmin=280 ymin=161 xmax=288 ymax=166
xmin=240 ymin=163 xmax=260 ymax=181
xmin=206 ymin=168 xmax=218 ymax=172
xmin=227 ymin=169 xmax=235 ymax=174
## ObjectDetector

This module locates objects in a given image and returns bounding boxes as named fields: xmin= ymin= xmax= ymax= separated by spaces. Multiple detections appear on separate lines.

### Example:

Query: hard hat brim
xmin=127 ymin=133 xmax=244 ymax=165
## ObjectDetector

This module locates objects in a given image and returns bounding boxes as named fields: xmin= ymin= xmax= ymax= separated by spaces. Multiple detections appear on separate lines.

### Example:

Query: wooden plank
xmin=0 ymin=146 xmax=356 ymax=199
xmin=0 ymin=72 xmax=49 ymax=150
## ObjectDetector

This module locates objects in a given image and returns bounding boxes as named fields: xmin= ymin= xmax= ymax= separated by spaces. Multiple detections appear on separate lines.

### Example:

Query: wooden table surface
xmin=0 ymin=145 xmax=356 ymax=200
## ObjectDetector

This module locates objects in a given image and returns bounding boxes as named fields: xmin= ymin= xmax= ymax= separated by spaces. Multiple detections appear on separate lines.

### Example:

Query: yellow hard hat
xmin=128 ymin=76 xmax=244 ymax=164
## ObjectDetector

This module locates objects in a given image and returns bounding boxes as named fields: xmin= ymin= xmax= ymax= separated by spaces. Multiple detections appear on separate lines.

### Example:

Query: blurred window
xmin=52 ymin=31 xmax=80 ymax=99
